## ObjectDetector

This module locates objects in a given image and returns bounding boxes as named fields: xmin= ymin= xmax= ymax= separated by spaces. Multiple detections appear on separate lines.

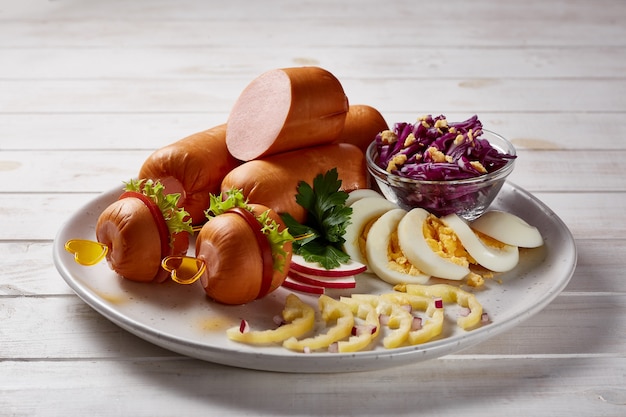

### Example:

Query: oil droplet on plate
xmin=199 ymin=316 xmax=235 ymax=331
xmin=97 ymin=292 xmax=127 ymax=305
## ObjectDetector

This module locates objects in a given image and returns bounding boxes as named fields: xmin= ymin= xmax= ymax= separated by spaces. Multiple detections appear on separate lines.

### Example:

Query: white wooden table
xmin=1 ymin=0 xmax=625 ymax=415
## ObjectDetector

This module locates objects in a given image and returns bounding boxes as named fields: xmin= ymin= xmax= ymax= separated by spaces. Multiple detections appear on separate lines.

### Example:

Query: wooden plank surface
xmin=3 ymin=112 xmax=626 ymax=151
xmin=1 ymin=0 xmax=625 ymax=415
xmin=3 ymin=46 xmax=626 ymax=79
xmin=2 ymin=79 xmax=625 ymax=113
xmin=2 ymin=358 xmax=624 ymax=417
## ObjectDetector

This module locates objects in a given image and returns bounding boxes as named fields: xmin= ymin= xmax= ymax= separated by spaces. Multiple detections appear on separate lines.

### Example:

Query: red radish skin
xmin=239 ymin=320 xmax=250 ymax=333
xmin=282 ymin=277 xmax=325 ymax=295
xmin=225 ymin=67 xmax=349 ymax=161
xmin=290 ymin=254 xmax=367 ymax=278
xmin=287 ymin=269 xmax=356 ymax=289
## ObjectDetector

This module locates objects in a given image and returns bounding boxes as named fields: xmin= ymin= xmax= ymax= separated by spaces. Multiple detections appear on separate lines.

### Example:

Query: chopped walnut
xmin=426 ymin=146 xmax=447 ymax=163
xmin=386 ymin=154 xmax=407 ymax=172
xmin=470 ymin=160 xmax=487 ymax=173
xmin=380 ymin=130 xmax=398 ymax=145
xmin=434 ymin=118 xmax=449 ymax=131
xmin=403 ymin=133 xmax=416 ymax=147
xmin=417 ymin=115 xmax=430 ymax=126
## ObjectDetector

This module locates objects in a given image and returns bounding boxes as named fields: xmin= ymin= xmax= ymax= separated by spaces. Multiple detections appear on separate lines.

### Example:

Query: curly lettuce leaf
xmin=205 ymin=188 xmax=251 ymax=218
xmin=124 ymin=178 xmax=193 ymax=235
xmin=257 ymin=210 xmax=294 ymax=272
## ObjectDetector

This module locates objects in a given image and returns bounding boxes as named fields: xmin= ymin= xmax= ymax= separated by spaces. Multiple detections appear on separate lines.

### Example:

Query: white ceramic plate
xmin=53 ymin=181 xmax=576 ymax=373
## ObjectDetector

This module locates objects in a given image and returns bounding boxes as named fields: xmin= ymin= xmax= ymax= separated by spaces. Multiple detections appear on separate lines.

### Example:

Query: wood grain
xmin=1 ymin=0 xmax=624 ymax=415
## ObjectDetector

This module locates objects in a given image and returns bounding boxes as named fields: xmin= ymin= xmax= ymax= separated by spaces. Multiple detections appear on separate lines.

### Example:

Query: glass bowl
xmin=366 ymin=129 xmax=516 ymax=221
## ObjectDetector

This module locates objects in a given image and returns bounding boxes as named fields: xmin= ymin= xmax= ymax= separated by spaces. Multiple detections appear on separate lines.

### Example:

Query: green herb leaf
xmin=297 ymin=239 xmax=350 ymax=270
xmin=281 ymin=168 xmax=352 ymax=270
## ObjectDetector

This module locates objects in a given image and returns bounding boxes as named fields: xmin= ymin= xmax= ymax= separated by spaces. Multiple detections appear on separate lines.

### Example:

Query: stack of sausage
xmin=96 ymin=66 xmax=389 ymax=304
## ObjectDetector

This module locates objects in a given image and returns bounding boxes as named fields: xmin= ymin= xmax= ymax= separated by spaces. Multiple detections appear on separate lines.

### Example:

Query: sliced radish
xmin=282 ymin=277 xmax=325 ymax=295
xmin=287 ymin=269 xmax=356 ymax=289
xmin=290 ymin=254 xmax=367 ymax=278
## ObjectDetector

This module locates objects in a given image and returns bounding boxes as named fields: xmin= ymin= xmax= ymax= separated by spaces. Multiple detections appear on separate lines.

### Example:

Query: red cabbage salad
xmin=373 ymin=115 xmax=516 ymax=181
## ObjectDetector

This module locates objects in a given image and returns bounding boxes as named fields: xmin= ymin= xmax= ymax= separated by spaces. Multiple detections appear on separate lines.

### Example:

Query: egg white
xmin=397 ymin=208 xmax=470 ymax=280
xmin=365 ymin=208 xmax=430 ymax=285
xmin=442 ymin=213 xmax=519 ymax=272
xmin=343 ymin=197 xmax=399 ymax=270
xmin=345 ymin=188 xmax=385 ymax=206
xmin=470 ymin=210 xmax=544 ymax=248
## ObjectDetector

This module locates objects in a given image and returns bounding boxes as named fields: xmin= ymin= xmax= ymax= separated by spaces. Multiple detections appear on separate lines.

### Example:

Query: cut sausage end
xmin=226 ymin=67 xmax=349 ymax=161
xmin=226 ymin=70 xmax=291 ymax=161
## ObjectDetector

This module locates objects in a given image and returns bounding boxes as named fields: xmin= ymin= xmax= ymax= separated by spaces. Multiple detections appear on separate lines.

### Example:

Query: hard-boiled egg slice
xmin=442 ymin=214 xmax=519 ymax=272
xmin=343 ymin=197 xmax=399 ymax=270
xmin=397 ymin=208 xmax=470 ymax=280
xmin=365 ymin=208 xmax=430 ymax=285
xmin=345 ymin=188 xmax=385 ymax=206
xmin=470 ymin=210 xmax=544 ymax=248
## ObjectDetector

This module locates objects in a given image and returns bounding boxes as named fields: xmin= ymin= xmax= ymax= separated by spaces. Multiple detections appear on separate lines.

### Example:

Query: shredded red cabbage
xmin=374 ymin=115 xmax=516 ymax=181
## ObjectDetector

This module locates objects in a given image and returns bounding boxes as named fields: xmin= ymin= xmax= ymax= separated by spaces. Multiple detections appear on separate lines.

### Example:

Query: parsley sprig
xmin=280 ymin=168 xmax=352 ymax=270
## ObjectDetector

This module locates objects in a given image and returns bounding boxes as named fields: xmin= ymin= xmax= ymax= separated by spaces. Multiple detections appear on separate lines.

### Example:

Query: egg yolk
xmin=360 ymin=211 xmax=507 ymax=288
xmin=358 ymin=217 xmax=379 ymax=262
xmin=473 ymin=230 xmax=507 ymax=249
xmin=361 ymin=215 xmax=426 ymax=277
xmin=423 ymin=215 xmax=474 ymax=267
xmin=387 ymin=231 xmax=425 ymax=276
